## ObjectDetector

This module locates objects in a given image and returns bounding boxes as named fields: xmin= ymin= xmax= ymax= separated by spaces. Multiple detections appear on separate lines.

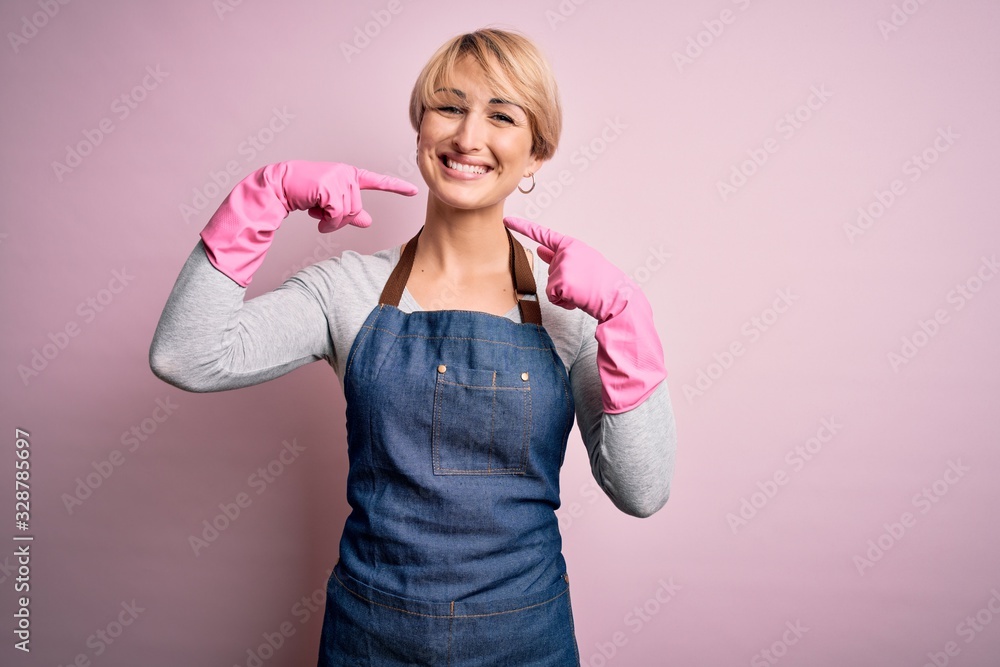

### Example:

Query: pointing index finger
xmin=357 ymin=168 xmax=419 ymax=196
xmin=503 ymin=216 xmax=566 ymax=251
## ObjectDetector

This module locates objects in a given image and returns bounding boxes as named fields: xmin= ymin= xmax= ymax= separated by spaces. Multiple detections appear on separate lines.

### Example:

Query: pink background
xmin=2 ymin=0 xmax=999 ymax=665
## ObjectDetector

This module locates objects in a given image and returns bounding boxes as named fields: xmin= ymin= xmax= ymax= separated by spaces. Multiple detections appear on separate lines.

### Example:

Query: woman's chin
xmin=428 ymin=188 xmax=506 ymax=212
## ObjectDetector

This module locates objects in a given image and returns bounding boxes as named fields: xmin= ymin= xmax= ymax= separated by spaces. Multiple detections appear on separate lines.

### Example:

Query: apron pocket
xmin=432 ymin=363 xmax=532 ymax=475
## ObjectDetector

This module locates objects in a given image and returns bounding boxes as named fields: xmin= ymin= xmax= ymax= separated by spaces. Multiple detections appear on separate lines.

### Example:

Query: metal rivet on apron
xmin=437 ymin=364 xmax=447 ymax=374
xmin=521 ymin=372 xmax=529 ymax=381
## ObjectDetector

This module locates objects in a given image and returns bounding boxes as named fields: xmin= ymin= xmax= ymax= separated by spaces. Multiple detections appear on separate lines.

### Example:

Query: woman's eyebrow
xmin=434 ymin=87 xmax=521 ymax=108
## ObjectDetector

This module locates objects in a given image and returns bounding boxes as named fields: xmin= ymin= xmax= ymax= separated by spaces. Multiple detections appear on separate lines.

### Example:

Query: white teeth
xmin=445 ymin=158 xmax=490 ymax=175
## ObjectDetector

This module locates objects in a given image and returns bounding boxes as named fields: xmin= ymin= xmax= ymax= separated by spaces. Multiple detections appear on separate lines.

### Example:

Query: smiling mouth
xmin=440 ymin=155 xmax=493 ymax=175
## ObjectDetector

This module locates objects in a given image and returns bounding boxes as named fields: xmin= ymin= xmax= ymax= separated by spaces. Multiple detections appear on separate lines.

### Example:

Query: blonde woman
xmin=150 ymin=27 xmax=676 ymax=666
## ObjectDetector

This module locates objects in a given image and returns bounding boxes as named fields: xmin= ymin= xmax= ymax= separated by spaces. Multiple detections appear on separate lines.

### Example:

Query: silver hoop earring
xmin=518 ymin=173 xmax=536 ymax=194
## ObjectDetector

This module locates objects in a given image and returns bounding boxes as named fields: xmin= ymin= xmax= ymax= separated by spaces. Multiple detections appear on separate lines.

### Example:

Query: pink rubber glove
xmin=200 ymin=160 xmax=418 ymax=286
xmin=504 ymin=216 xmax=667 ymax=414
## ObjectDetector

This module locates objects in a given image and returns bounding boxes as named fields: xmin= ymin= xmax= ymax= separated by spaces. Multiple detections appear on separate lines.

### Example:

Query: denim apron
xmin=317 ymin=225 xmax=581 ymax=666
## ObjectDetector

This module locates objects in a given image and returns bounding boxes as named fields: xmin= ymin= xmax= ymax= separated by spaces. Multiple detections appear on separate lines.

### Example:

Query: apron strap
xmin=379 ymin=227 xmax=421 ymax=308
xmin=379 ymin=225 xmax=542 ymax=326
xmin=509 ymin=230 xmax=542 ymax=326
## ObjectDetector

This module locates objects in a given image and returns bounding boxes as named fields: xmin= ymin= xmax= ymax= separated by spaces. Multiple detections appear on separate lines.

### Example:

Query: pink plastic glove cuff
xmin=200 ymin=164 xmax=290 ymax=287
xmin=594 ymin=283 xmax=668 ymax=414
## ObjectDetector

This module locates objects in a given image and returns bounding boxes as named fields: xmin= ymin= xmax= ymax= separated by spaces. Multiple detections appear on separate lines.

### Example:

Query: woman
xmin=150 ymin=27 xmax=676 ymax=666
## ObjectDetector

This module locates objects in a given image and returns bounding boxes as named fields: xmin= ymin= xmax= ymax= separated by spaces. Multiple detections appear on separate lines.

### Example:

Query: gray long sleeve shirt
xmin=149 ymin=239 xmax=676 ymax=517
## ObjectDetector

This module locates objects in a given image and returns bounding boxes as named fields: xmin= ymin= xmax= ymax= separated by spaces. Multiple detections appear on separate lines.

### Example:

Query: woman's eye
xmin=435 ymin=106 xmax=513 ymax=124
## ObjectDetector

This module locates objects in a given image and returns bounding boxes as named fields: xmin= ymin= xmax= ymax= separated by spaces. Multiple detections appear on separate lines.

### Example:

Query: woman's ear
xmin=526 ymin=154 xmax=544 ymax=178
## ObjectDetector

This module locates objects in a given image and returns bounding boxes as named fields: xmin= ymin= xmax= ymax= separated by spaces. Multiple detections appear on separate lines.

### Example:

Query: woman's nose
xmin=452 ymin=113 xmax=486 ymax=152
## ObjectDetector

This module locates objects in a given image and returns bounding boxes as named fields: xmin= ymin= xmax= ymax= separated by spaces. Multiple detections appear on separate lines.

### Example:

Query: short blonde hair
xmin=409 ymin=28 xmax=562 ymax=162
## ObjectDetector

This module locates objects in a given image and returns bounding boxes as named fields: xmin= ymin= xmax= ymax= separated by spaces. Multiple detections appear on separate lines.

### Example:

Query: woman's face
xmin=416 ymin=55 xmax=542 ymax=212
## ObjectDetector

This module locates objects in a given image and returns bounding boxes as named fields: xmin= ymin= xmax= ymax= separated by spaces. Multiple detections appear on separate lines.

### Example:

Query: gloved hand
xmin=503 ymin=216 xmax=667 ymax=414
xmin=200 ymin=160 xmax=419 ymax=286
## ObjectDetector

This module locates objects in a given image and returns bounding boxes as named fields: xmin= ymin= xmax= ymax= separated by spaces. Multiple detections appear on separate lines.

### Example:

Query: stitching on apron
xmin=433 ymin=370 xmax=532 ymax=475
xmin=565 ymin=582 xmax=581 ymax=664
xmin=556 ymin=353 xmax=573 ymax=440
xmin=447 ymin=604 xmax=454 ymax=667
xmin=429 ymin=372 xmax=532 ymax=474
xmin=432 ymin=369 xmax=443 ymax=473
xmin=488 ymin=371 xmax=497 ymax=473
xmin=362 ymin=326 xmax=550 ymax=350
xmin=433 ymin=469 xmax=527 ymax=475
xmin=344 ymin=305 xmax=385 ymax=379
xmin=333 ymin=567 xmax=569 ymax=619
xmin=436 ymin=380 xmax=529 ymax=390
xmin=522 ymin=378 xmax=533 ymax=471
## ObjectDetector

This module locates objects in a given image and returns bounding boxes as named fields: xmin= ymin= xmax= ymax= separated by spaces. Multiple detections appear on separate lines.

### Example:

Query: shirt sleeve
xmin=568 ymin=313 xmax=677 ymax=518
xmin=148 ymin=239 xmax=335 ymax=392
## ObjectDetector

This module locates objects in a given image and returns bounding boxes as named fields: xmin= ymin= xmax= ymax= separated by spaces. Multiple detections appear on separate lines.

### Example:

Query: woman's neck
xmin=413 ymin=197 xmax=512 ymax=281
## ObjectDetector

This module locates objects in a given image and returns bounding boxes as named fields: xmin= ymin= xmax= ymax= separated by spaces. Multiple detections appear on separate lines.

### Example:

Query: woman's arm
xmin=502 ymin=216 xmax=674 ymax=517
xmin=148 ymin=240 xmax=334 ymax=392
xmin=569 ymin=315 xmax=677 ymax=518
xmin=150 ymin=161 xmax=416 ymax=392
